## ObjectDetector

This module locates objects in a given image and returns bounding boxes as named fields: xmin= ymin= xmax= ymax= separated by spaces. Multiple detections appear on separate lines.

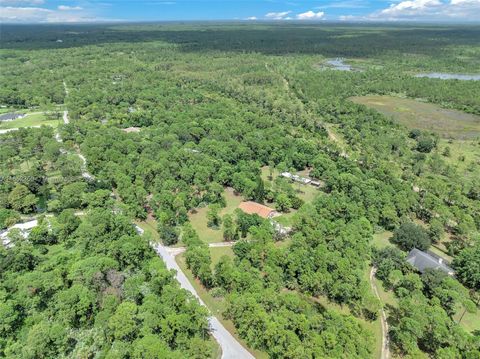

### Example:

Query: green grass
xmin=209 ymin=246 xmax=235 ymax=267
xmin=0 ymin=107 xmax=18 ymax=114
xmin=274 ymin=211 xmax=297 ymax=227
xmin=434 ymin=138 xmax=480 ymax=179
xmin=374 ymin=277 xmax=398 ymax=308
xmin=429 ymin=244 xmax=454 ymax=263
xmin=350 ymin=95 xmax=480 ymax=139
xmin=454 ymin=307 xmax=480 ymax=333
xmin=135 ymin=217 xmax=161 ymax=242
xmin=323 ymin=123 xmax=350 ymax=155
xmin=261 ymin=166 xmax=321 ymax=204
xmin=189 ymin=187 xmax=244 ymax=244
xmin=372 ymin=230 xmax=393 ymax=249
xmin=0 ymin=112 xmax=61 ymax=129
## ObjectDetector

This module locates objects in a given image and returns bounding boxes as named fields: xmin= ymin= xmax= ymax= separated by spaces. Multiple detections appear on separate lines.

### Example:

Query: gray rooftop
xmin=0 ymin=113 xmax=24 ymax=121
xmin=406 ymin=248 xmax=454 ymax=275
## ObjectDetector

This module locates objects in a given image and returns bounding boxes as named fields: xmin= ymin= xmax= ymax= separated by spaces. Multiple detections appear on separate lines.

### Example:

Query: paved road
xmin=370 ymin=267 xmax=390 ymax=359
xmin=63 ymin=110 xmax=69 ymax=124
xmin=1 ymin=219 xmax=39 ymax=246
xmin=152 ymin=242 xmax=254 ymax=359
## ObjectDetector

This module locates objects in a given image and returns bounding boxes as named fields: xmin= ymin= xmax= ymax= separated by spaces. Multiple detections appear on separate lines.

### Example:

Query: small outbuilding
xmin=406 ymin=248 xmax=454 ymax=276
xmin=280 ymin=172 xmax=311 ymax=184
xmin=0 ymin=113 xmax=25 ymax=122
xmin=238 ymin=201 xmax=277 ymax=219
xmin=122 ymin=127 xmax=141 ymax=133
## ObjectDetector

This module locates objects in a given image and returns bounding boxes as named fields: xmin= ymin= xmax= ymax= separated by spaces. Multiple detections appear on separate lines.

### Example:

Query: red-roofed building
xmin=238 ymin=201 xmax=277 ymax=219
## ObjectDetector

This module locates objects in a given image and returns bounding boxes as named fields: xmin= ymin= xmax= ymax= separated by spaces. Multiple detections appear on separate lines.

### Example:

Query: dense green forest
xmin=1 ymin=23 xmax=479 ymax=358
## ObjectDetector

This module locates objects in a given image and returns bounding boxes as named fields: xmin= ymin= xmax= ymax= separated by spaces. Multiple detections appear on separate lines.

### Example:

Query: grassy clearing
xmin=274 ymin=211 xmax=297 ymax=227
xmin=188 ymin=187 xmax=244 ymax=244
xmin=454 ymin=307 xmax=480 ymax=333
xmin=261 ymin=166 xmax=321 ymax=204
xmin=0 ymin=107 xmax=18 ymax=114
xmin=435 ymin=138 xmax=480 ymax=179
xmin=209 ymin=246 xmax=235 ymax=267
xmin=0 ymin=112 xmax=61 ymax=129
xmin=350 ymin=95 xmax=480 ymax=139
xmin=323 ymin=123 xmax=350 ymax=154
xmin=372 ymin=230 xmax=393 ymax=249
xmin=176 ymin=253 xmax=268 ymax=359
xmin=135 ymin=217 xmax=160 ymax=242
xmin=375 ymin=277 xmax=398 ymax=308
xmin=429 ymin=244 xmax=454 ymax=263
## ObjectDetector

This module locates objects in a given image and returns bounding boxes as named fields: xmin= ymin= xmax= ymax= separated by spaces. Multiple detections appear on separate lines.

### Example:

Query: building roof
xmin=406 ymin=248 xmax=454 ymax=275
xmin=0 ymin=113 xmax=24 ymax=121
xmin=122 ymin=127 xmax=141 ymax=133
xmin=280 ymin=171 xmax=312 ymax=184
xmin=238 ymin=201 xmax=276 ymax=219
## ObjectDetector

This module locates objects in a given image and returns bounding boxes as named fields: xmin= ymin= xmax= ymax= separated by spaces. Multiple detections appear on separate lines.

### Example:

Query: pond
xmin=325 ymin=58 xmax=352 ymax=71
xmin=415 ymin=73 xmax=480 ymax=81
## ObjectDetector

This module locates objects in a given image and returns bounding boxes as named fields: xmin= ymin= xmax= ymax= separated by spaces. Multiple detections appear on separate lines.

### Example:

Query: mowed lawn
xmin=0 ymin=112 xmax=61 ymax=129
xmin=350 ymin=95 xmax=480 ymax=139
xmin=210 ymin=246 xmax=235 ymax=267
xmin=188 ymin=187 xmax=244 ymax=243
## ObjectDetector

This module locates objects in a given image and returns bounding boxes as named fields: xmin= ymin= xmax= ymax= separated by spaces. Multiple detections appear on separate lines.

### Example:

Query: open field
xmin=350 ymin=95 xmax=480 ymax=139
xmin=0 ymin=112 xmax=60 ymax=130
xmin=188 ymin=187 xmax=244 ymax=244
xmin=435 ymin=138 xmax=480 ymax=178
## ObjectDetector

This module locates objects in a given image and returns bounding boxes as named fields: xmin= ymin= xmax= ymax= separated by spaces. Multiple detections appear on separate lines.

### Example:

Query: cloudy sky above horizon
xmin=1 ymin=0 xmax=479 ymax=23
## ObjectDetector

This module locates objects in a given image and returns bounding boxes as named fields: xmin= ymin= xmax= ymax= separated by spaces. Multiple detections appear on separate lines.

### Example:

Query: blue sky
xmin=1 ymin=0 xmax=479 ymax=22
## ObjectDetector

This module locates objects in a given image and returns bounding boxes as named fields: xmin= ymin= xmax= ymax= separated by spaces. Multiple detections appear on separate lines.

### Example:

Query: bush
xmin=416 ymin=136 xmax=435 ymax=153
xmin=391 ymin=221 xmax=431 ymax=251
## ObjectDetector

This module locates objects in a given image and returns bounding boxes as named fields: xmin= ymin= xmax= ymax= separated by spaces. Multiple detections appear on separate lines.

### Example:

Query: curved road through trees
xmin=152 ymin=242 xmax=254 ymax=359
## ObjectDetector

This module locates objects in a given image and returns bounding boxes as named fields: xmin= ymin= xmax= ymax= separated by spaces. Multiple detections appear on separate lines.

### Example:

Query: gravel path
xmin=370 ymin=267 xmax=390 ymax=359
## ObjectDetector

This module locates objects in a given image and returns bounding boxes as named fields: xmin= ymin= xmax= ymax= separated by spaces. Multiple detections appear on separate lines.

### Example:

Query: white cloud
xmin=58 ymin=5 xmax=83 ymax=11
xmin=0 ymin=0 xmax=44 ymax=4
xmin=265 ymin=11 xmax=291 ymax=19
xmin=246 ymin=16 xmax=257 ymax=20
xmin=380 ymin=0 xmax=441 ymax=16
xmin=360 ymin=0 xmax=480 ymax=20
xmin=0 ymin=6 xmax=115 ymax=22
xmin=297 ymin=10 xmax=325 ymax=19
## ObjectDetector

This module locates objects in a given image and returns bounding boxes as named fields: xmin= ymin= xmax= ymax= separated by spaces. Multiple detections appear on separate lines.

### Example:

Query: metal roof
xmin=406 ymin=248 xmax=454 ymax=275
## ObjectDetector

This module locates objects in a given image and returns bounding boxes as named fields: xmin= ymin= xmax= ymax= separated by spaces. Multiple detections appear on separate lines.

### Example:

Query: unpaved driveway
xmin=370 ymin=267 xmax=390 ymax=359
